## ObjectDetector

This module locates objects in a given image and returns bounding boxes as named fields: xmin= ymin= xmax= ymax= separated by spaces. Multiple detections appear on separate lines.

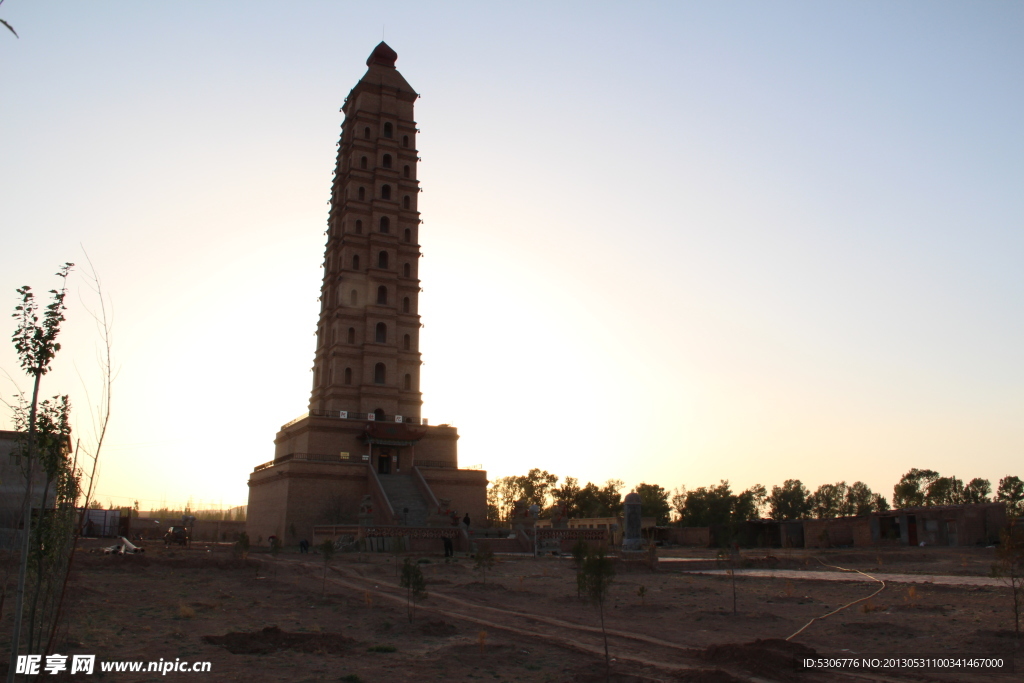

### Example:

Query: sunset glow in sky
xmin=1 ymin=2 xmax=1021 ymax=510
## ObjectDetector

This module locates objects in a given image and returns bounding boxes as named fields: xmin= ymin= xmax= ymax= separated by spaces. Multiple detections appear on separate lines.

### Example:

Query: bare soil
xmin=1 ymin=543 xmax=1021 ymax=682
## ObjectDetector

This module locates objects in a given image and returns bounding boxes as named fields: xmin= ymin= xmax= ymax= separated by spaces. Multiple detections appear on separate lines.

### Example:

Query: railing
xmin=366 ymin=464 xmax=397 ymax=523
xmin=255 ymin=455 xmax=470 ymax=473
xmin=314 ymin=525 xmax=461 ymax=540
xmin=307 ymin=408 xmax=427 ymax=425
xmin=253 ymin=452 xmax=367 ymax=472
xmin=414 ymin=459 xmax=457 ymax=469
xmin=412 ymin=467 xmax=440 ymax=511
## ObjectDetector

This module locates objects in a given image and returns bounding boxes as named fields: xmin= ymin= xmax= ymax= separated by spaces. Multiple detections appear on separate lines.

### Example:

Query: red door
xmin=907 ymin=515 xmax=918 ymax=545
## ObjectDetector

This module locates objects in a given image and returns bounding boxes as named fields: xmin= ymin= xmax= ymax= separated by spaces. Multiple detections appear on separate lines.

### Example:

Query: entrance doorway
xmin=907 ymin=515 xmax=918 ymax=545
xmin=378 ymin=448 xmax=391 ymax=474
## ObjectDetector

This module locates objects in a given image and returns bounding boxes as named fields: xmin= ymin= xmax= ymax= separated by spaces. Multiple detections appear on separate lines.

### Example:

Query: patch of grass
xmin=340 ymin=675 xmax=363 ymax=683
xmin=367 ymin=644 xmax=397 ymax=653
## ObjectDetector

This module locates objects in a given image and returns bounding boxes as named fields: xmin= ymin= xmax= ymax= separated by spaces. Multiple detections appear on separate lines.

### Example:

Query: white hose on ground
xmin=785 ymin=557 xmax=887 ymax=641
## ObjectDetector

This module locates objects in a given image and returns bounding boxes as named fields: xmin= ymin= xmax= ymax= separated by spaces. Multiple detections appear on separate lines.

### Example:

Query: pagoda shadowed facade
xmin=246 ymin=43 xmax=487 ymax=545
xmin=312 ymin=41 xmax=423 ymax=423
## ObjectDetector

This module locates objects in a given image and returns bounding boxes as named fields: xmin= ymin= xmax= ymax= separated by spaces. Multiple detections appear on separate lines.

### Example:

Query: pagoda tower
xmin=311 ymin=41 xmax=423 ymax=423
xmin=246 ymin=43 xmax=487 ymax=546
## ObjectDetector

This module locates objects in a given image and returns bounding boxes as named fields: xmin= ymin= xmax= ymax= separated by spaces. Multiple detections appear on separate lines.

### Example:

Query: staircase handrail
xmin=411 ymin=466 xmax=440 ymax=512
xmin=366 ymin=464 xmax=397 ymax=524
xmin=515 ymin=525 xmax=535 ymax=553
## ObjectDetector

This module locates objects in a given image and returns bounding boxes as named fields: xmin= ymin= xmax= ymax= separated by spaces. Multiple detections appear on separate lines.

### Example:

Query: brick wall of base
xmin=247 ymin=417 xmax=486 ymax=547
xmin=419 ymin=467 xmax=487 ymax=527
xmin=247 ymin=461 xmax=369 ymax=546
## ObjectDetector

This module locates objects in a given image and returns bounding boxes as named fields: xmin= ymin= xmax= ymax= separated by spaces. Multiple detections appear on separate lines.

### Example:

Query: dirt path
xmin=24 ymin=545 xmax=1018 ymax=682
xmin=278 ymin=556 xmax=735 ymax=679
xmin=273 ymin=556 xmax=936 ymax=683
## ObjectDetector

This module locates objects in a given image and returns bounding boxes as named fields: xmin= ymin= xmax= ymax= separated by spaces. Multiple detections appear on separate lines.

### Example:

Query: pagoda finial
xmin=366 ymin=41 xmax=398 ymax=68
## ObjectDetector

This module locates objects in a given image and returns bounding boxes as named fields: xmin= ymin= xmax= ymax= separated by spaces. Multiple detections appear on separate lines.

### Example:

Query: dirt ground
xmin=1 ymin=542 xmax=1021 ymax=682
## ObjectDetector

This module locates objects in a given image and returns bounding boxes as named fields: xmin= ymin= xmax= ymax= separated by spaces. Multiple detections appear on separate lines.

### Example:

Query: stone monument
xmin=622 ymin=491 xmax=642 ymax=551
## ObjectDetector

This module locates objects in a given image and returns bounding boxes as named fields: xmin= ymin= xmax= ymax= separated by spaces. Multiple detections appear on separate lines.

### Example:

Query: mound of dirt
xmin=742 ymin=611 xmax=785 ymax=621
xmin=841 ymin=621 xmax=914 ymax=637
xmin=975 ymin=628 xmax=1021 ymax=639
xmin=162 ymin=556 xmax=259 ymax=571
xmin=419 ymin=619 xmax=459 ymax=636
xmin=674 ymin=669 xmax=745 ymax=683
xmin=767 ymin=596 xmax=816 ymax=604
xmin=442 ymin=642 xmax=518 ymax=657
xmin=891 ymin=603 xmax=950 ymax=614
xmin=460 ymin=581 xmax=508 ymax=591
xmin=700 ymin=638 xmax=815 ymax=681
xmin=570 ymin=662 xmax=665 ymax=683
xmin=77 ymin=552 xmax=153 ymax=569
xmin=203 ymin=625 xmax=354 ymax=655
xmin=573 ymin=673 xmax=665 ymax=683
xmin=614 ymin=603 xmax=677 ymax=613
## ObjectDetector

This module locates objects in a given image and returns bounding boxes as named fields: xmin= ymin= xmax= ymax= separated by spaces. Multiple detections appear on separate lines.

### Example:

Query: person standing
xmin=462 ymin=513 xmax=471 ymax=531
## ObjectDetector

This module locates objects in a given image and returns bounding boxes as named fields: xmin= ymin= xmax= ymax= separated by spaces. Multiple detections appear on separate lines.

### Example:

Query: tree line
xmin=486 ymin=468 xmax=1024 ymax=527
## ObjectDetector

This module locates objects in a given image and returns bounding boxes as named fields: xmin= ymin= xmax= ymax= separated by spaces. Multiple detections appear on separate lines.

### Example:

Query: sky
xmin=1 ymin=2 xmax=1021 ymax=511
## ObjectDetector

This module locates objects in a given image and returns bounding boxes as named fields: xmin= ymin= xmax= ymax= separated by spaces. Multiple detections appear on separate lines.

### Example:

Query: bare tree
xmin=577 ymin=547 xmax=616 ymax=681
xmin=400 ymin=557 xmax=427 ymax=622
xmin=473 ymin=542 xmax=495 ymax=585
xmin=991 ymin=523 xmax=1023 ymax=639
xmin=44 ymin=253 xmax=116 ymax=654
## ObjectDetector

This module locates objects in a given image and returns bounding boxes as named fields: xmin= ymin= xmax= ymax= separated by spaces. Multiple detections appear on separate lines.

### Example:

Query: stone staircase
xmin=378 ymin=474 xmax=429 ymax=526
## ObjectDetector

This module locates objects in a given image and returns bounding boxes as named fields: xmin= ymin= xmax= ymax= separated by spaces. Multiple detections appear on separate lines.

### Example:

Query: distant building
xmin=246 ymin=43 xmax=487 ymax=546
xmin=0 ymin=430 xmax=56 ymax=548
xmin=535 ymin=516 xmax=657 ymax=547
xmin=799 ymin=503 xmax=1006 ymax=548
xmin=665 ymin=503 xmax=1008 ymax=549
xmin=865 ymin=503 xmax=1006 ymax=548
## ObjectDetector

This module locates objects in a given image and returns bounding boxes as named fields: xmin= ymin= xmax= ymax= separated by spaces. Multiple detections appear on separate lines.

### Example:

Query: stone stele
xmin=622 ymin=491 xmax=642 ymax=551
